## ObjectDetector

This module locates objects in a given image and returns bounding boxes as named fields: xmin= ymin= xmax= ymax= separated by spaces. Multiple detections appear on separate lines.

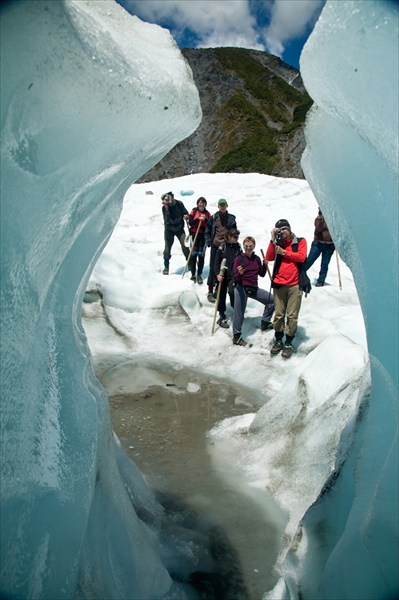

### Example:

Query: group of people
xmin=161 ymin=192 xmax=335 ymax=359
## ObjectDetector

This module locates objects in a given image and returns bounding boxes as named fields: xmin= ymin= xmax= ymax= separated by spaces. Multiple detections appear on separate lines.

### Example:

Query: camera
xmin=275 ymin=228 xmax=282 ymax=244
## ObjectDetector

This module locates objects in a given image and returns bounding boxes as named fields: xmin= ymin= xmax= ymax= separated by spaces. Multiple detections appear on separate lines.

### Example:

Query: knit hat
xmin=275 ymin=219 xmax=291 ymax=229
xmin=162 ymin=192 xmax=173 ymax=201
xmin=218 ymin=198 xmax=228 ymax=206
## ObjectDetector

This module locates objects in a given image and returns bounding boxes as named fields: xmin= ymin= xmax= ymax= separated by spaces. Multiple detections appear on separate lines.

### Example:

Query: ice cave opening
xmin=1 ymin=1 xmax=398 ymax=600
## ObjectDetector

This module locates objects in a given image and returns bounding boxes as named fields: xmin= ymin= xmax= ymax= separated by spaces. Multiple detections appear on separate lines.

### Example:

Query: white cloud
xmin=120 ymin=0 xmax=325 ymax=56
xmin=122 ymin=0 xmax=265 ymax=50
xmin=263 ymin=0 xmax=325 ymax=57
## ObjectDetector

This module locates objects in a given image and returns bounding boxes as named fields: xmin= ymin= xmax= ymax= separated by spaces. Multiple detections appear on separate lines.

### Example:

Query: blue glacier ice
xmin=0 ymin=0 xmax=398 ymax=599
xmin=284 ymin=1 xmax=398 ymax=598
xmin=0 ymin=1 xmax=200 ymax=598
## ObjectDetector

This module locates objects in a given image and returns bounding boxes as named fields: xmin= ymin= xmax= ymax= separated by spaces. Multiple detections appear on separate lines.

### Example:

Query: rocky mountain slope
xmin=139 ymin=48 xmax=312 ymax=182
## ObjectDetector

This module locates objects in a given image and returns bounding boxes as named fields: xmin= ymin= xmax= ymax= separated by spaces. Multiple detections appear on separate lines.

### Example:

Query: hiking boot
xmin=315 ymin=281 xmax=324 ymax=287
xmin=207 ymin=292 xmax=216 ymax=303
xmin=217 ymin=317 xmax=229 ymax=329
xmin=197 ymin=275 xmax=203 ymax=285
xmin=260 ymin=320 xmax=273 ymax=331
xmin=270 ymin=339 xmax=283 ymax=355
xmin=281 ymin=344 xmax=293 ymax=359
xmin=233 ymin=334 xmax=247 ymax=346
xmin=163 ymin=267 xmax=169 ymax=275
xmin=190 ymin=275 xmax=196 ymax=282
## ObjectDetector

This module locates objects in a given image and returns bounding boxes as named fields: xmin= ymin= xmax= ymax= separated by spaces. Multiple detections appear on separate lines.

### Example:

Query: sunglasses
xmin=244 ymin=244 xmax=254 ymax=249
xmin=279 ymin=227 xmax=290 ymax=232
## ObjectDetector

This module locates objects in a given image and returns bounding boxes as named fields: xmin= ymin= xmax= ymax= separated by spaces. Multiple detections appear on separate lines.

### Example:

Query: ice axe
xmin=211 ymin=258 xmax=227 ymax=334
xmin=182 ymin=226 xmax=201 ymax=278
xmin=260 ymin=249 xmax=272 ymax=280
xmin=336 ymin=250 xmax=342 ymax=290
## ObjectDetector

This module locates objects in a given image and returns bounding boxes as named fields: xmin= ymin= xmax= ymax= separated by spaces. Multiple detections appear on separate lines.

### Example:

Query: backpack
xmin=272 ymin=237 xmax=311 ymax=296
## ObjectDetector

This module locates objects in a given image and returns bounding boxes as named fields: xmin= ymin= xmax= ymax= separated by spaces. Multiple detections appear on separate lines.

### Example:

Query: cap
xmin=275 ymin=219 xmax=291 ymax=229
xmin=218 ymin=198 xmax=228 ymax=207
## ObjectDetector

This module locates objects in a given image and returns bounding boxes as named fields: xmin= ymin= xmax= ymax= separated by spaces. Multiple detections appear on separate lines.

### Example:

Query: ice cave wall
xmin=0 ymin=1 xmax=201 ymax=598
xmin=284 ymin=2 xmax=398 ymax=599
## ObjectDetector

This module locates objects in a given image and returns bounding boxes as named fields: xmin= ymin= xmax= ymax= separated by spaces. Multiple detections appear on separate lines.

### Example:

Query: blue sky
xmin=116 ymin=0 xmax=326 ymax=70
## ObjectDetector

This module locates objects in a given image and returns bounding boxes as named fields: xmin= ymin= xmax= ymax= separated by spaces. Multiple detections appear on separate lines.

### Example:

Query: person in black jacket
xmin=214 ymin=229 xmax=241 ymax=328
xmin=161 ymin=192 xmax=189 ymax=275
xmin=205 ymin=199 xmax=237 ymax=302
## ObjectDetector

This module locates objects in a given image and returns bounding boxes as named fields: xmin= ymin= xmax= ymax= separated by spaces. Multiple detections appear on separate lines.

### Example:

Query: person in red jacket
xmin=266 ymin=219 xmax=307 ymax=359
xmin=188 ymin=197 xmax=211 ymax=284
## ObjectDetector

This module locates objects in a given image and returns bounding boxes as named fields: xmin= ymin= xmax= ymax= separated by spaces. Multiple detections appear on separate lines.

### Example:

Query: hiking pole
xmin=182 ymin=226 xmax=200 ymax=278
xmin=336 ymin=250 xmax=342 ymax=290
xmin=260 ymin=249 xmax=273 ymax=281
xmin=211 ymin=258 xmax=227 ymax=334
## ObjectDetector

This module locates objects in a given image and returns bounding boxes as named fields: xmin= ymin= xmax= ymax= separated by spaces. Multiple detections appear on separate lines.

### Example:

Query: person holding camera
xmin=161 ymin=192 xmax=189 ymax=275
xmin=205 ymin=199 xmax=237 ymax=303
xmin=231 ymin=237 xmax=274 ymax=346
xmin=266 ymin=219 xmax=307 ymax=359
xmin=304 ymin=209 xmax=335 ymax=287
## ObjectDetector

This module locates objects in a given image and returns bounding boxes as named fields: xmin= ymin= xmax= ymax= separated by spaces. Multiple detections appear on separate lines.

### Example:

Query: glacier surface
xmin=0 ymin=0 xmax=398 ymax=599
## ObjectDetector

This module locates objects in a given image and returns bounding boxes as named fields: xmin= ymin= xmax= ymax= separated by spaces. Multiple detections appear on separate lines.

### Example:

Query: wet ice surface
xmin=103 ymin=366 xmax=287 ymax=599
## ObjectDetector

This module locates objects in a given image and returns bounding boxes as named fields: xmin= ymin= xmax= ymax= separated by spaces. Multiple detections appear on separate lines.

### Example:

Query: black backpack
xmin=272 ymin=237 xmax=311 ymax=296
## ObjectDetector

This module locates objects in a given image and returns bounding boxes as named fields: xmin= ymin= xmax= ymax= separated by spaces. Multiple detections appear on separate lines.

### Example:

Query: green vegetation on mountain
xmin=211 ymin=92 xmax=278 ymax=173
xmin=139 ymin=47 xmax=312 ymax=182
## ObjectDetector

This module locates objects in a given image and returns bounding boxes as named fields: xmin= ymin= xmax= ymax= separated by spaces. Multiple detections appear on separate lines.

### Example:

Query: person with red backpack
xmin=266 ymin=219 xmax=307 ymax=359
xmin=187 ymin=197 xmax=211 ymax=284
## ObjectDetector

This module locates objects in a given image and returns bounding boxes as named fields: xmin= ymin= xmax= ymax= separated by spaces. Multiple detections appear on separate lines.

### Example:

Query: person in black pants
xmin=214 ymin=229 xmax=242 ymax=327
xmin=187 ymin=197 xmax=211 ymax=284
xmin=205 ymin=199 xmax=237 ymax=302
xmin=161 ymin=192 xmax=189 ymax=274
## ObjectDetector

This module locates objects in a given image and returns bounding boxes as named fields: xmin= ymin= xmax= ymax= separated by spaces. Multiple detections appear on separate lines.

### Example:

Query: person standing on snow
xmin=304 ymin=208 xmax=335 ymax=287
xmin=188 ymin=197 xmax=211 ymax=284
xmin=205 ymin=198 xmax=237 ymax=303
xmin=161 ymin=191 xmax=189 ymax=275
xmin=214 ymin=229 xmax=242 ymax=328
xmin=266 ymin=219 xmax=307 ymax=359
xmin=231 ymin=236 xmax=274 ymax=346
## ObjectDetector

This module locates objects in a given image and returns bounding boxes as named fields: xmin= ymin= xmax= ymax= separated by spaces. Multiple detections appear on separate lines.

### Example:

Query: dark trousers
xmin=305 ymin=241 xmax=335 ymax=284
xmin=233 ymin=284 xmax=274 ymax=336
xmin=217 ymin=278 xmax=235 ymax=317
xmin=163 ymin=228 xmax=189 ymax=265
xmin=189 ymin=233 xmax=206 ymax=276
xmin=207 ymin=244 xmax=219 ymax=290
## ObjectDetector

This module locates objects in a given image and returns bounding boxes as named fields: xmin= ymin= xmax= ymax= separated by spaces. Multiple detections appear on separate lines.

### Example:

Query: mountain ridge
xmin=139 ymin=47 xmax=312 ymax=182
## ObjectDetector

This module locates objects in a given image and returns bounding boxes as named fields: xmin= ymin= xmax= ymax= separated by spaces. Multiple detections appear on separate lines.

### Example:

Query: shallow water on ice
xmin=105 ymin=367 xmax=286 ymax=599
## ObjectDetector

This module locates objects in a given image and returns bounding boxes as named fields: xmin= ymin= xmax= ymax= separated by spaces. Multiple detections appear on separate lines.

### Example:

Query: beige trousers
xmin=273 ymin=284 xmax=303 ymax=337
